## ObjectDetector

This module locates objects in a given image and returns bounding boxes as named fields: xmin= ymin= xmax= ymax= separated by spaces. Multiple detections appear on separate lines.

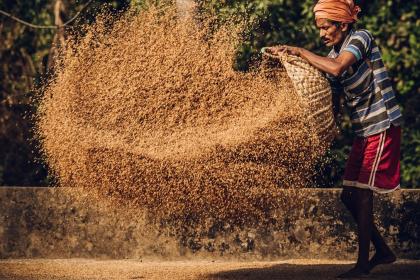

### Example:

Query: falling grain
xmin=36 ymin=4 xmax=331 ymax=226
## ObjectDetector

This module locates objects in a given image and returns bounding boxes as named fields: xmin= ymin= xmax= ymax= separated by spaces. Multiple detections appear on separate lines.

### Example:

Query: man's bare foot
xmin=336 ymin=266 xmax=369 ymax=279
xmin=368 ymin=252 xmax=396 ymax=271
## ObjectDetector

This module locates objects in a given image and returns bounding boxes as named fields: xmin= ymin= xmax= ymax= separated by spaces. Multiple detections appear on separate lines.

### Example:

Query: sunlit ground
xmin=1 ymin=259 xmax=419 ymax=280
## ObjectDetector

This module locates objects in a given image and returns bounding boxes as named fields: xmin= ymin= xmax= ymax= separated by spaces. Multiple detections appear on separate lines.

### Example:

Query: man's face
xmin=316 ymin=18 xmax=346 ymax=47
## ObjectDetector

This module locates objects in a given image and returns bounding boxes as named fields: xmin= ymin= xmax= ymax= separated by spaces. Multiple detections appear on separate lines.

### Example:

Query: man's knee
xmin=354 ymin=188 xmax=373 ymax=205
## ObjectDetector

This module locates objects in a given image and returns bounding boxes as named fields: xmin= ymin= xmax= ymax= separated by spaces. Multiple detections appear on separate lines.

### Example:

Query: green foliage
xmin=0 ymin=0 xmax=54 ymax=186
xmin=402 ymin=128 xmax=420 ymax=187
xmin=0 ymin=0 xmax=130 ymax=186
xmin=196 ymin=0 xmax=320 ymax=70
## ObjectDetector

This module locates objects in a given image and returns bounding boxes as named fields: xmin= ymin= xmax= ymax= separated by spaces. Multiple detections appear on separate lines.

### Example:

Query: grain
xmin=36 ymin=3 xmax=326 ymax=226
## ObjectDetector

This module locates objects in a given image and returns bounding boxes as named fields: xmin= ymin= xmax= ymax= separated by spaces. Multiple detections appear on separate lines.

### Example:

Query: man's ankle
xmin=355 ymin=262 xmax=370 ymax=272
xmin=374 ymin=248 xmax=395 ymax=257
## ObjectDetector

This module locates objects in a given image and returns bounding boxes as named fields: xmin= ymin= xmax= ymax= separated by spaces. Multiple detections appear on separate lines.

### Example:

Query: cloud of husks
xmin=37 ymin=4 xmax=328 ymax=225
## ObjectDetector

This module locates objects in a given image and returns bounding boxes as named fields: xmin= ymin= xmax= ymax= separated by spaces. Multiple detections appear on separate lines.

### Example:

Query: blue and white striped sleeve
xmin=343 ymin=30 xmax=372 ymax=61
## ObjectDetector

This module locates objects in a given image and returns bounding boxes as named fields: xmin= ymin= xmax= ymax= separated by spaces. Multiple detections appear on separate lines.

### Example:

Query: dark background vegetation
xmin=0 ymin=0 xmax=418 ymax=187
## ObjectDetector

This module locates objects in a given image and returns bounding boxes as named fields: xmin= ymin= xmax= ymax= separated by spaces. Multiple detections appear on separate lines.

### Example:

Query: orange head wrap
xmin=313 ymin=0 xmax=361 ymax=23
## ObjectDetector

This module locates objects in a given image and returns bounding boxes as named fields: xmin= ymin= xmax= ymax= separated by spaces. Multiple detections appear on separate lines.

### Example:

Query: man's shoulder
xmin=350 ymin=29 xmax=374 ymax=42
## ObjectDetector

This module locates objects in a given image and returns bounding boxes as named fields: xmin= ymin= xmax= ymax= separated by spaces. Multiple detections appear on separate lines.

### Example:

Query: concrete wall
xmin=1 ymin=187 xmax=419 ymax=260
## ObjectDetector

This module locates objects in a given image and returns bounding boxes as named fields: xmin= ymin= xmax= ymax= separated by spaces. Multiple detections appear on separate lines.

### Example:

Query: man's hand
xmin=265 ymin=44 xmax=357 ymax=77
xmin=264 ymin=45 xmax=303 ymax=57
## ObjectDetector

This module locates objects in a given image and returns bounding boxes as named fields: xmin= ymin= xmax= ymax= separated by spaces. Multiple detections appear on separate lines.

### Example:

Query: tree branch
xmin=62 ymin=0 xmax=95 ymax=26
xmin=0 ymin=0 xmax=95 ymax=29
xmin=0 ymin=10 xmax=57 ymax=29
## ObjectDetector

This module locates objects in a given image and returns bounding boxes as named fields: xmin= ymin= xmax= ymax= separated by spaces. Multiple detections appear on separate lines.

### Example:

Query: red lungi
xmin=343 ymin=125 xmax=401 ymax=193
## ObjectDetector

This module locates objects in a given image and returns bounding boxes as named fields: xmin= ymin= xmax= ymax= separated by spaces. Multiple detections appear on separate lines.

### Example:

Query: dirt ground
xmin=1 ymin=259 xmax=419 ymax=280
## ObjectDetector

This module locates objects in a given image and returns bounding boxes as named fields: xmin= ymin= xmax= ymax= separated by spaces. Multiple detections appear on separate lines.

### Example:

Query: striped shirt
xmin=327 ymin=29 xmax=403 ymax=137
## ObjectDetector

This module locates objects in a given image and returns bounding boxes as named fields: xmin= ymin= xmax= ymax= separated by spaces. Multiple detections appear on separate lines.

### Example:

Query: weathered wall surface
xmin=0 ymin=187 xmax=419 ymax=260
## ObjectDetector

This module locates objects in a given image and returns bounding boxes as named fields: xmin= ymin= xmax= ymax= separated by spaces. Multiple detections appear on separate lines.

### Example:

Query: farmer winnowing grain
xmin=266 ymin=0 xmax=402 ymax=278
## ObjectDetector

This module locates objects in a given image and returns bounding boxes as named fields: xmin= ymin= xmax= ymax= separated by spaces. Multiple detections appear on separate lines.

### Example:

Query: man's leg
xmin=354 ymin=188 xmax=373 ymax=271
xmin=337 ymin=187 xmax=371 ymax=278
xmin=340 ymin=187 xmax=395 ymax=271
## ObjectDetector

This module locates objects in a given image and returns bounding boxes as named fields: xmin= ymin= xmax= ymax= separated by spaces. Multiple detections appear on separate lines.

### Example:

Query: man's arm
xmin=267 ymin=46 xmax=357 ymax=77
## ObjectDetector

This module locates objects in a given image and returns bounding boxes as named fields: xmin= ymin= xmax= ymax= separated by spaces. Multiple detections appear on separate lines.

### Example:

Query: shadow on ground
xmin=206 ymin=263 xmax=420 ymax=280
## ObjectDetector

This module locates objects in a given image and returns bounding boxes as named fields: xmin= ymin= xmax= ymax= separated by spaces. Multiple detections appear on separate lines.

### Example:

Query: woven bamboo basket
xmin=262 ymin=49 xmax=337 ymax=145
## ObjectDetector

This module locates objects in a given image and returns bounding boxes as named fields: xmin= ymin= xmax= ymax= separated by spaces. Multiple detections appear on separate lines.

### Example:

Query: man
xmin=266 ymin=0 xmax=402 ymax=278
